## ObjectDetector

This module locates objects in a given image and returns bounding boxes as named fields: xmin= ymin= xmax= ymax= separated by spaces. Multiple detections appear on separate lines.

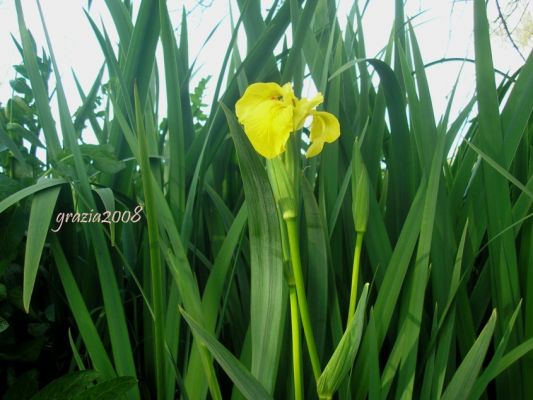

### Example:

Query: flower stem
xmin=289 ymin=284 xmax=303 ymax=400
xmin=285 ymin=217 xmax=321 ymax=381
xmin=347 ymin=232 xmax=364 ymax=327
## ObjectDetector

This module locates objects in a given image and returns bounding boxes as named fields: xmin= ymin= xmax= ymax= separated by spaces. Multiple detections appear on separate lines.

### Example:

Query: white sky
xmin=0 ymin=0 xmax=530 ymax=141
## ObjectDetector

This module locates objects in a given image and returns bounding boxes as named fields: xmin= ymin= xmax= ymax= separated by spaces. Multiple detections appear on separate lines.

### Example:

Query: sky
xmin=0 ymin=0 xmax=530 ymax=144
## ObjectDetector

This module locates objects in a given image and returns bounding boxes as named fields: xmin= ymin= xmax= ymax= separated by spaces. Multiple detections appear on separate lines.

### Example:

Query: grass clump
xmin=0 ymin=0 xmax=532 ymax=399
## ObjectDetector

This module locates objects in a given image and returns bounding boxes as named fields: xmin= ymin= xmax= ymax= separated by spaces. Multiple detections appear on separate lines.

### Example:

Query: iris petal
xmin=238 ymin=98 xmax=293 ymax=159
xmin=236 ymin=82 xmax=286 ymax=124
xmin=293 ymin=93 xmax=324 ymax=130
xmin=235 ymin=82 xmax=296 ymax=159
xmin=306 ymin=111 xmax=340 ymax=158
xmin=235 ymin=83 xmax=339 ymax=159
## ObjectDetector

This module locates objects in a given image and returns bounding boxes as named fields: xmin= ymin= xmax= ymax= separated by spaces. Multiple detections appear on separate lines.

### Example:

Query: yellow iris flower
xmin=235 ymin=82 xmax=340 ymax=159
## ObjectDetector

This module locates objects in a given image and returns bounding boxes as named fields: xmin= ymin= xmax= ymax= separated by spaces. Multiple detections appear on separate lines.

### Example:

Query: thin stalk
xmin=347 ymin=232 xmax=364 ymax=327
xmin=289 ymin=284 xmax=303 ymax=400
xmin=285 ymin=217 xmax=321 ymax=381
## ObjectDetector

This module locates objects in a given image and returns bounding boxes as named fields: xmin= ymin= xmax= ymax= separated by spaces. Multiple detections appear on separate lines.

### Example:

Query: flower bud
xmin=317 ymin=284 xmax=369 ymax=398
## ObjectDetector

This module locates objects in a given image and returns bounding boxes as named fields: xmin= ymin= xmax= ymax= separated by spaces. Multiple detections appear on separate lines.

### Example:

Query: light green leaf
xmin=23 ymin=185 xmax=61 ymax=312
xmin=441 ymin=310 xmax=497 ymax=400
xmin=222 ymin=103 xmax=284 ymax=393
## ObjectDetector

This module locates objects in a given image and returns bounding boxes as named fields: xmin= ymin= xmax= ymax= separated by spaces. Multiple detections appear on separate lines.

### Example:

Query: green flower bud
xmin=317 ymin=284 xmax=369 ymax=398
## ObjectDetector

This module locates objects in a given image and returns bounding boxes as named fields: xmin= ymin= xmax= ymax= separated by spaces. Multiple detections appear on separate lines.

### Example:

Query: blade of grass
xmin=471 ymin=337 xmax=533 ymax=399
xmin=51 ymin=236 xmax=116 ymax=378
xmin=14 ymin=0 xmax=61 ymax=161
xmin=22 ymin=185 xmax=61 ymax=311
xmin=159 ymin=0 xmax=185 ymax=225
xmin=501 ymin=51 xmax=533 ymax=165
xmin=351 ymin=185 xmax=425 ymax=399
xmin=0 ymin=178 xmax=65 ymax=214
xmin=465 ymin=140 xmax=533 ymax=200
xmin=441 ymin=310 xmax=497 ymax=400
xmin=365 ymin=58 xmax=415 ymax=241
xmin=0 ymin=123 xmax=28 ymax=167
xmin=391 ymin=127 xmax=447 ymax=399
xmin=184 ymin=204 xmax=248 ymax=400
xmin=180 ymin=308 xmax=272 ymax=400
xmin=103 ymin=0 xmax=133 ymax=46
xmin=68 ymin=329 xmax=87 ymax=371
xmin=135 ymin=87 xmax=166 ymax=400
xmin=302 ymin=177 xmax=329 ymax=359
xmin=469 ymin=302 xmax=523 ymax=399
xmin=473 ymin=0 xmax=522 ymax=371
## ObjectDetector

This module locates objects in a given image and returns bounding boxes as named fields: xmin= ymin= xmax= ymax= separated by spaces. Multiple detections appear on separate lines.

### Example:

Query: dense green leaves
xmin=441 ymin=311 xmax=497 ymax=400
xmin=30 ymin=371 xmax=136 ymax=400
xmin=1 ymin=0 xmax=531 ymax=399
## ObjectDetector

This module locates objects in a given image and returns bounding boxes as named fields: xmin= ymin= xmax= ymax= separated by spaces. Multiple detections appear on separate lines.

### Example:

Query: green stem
xmin=285 ymin=217 xmax=321 ymax=381
xmin=347 ymin=232 xmax=364 ymax=327
xmin=290 ymin=285 xmax=303 ymax=400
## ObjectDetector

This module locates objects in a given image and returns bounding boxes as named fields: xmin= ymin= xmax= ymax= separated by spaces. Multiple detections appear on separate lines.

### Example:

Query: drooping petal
xmin=293 ymin=93 xmax=324 ymax=130
xmin=306 ymin=111 xmax=341 ymax=158
xmin=306 ymin=139 xmax=326 ymax=158
xmin=235 ymin=82 xmax=296 ymax=158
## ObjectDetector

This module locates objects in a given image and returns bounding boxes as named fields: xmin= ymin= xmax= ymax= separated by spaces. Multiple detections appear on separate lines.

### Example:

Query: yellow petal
xmin=236 ymin=82 xmax=296 ymax=124
xmin=235 ymin=82 xmax=296 ymax=158
xmin=306 ymin=140 xmax=325 ymax=158
xmin=236 ymin=82 xmax=285 ymax=123
xmin=293 ymin=93 xmax=324 ymax=130
xmin=306 ymin=111 xmax=341 ymax=158
xmin=239 ymin=97 xmax=294 ymax=159
xmin=280 ymin=83 xmax=297 ymax=104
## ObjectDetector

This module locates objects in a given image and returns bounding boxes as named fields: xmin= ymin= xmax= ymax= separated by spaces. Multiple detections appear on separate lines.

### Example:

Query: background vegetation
xmin=0 ymin=0 xmax=532 ymax=398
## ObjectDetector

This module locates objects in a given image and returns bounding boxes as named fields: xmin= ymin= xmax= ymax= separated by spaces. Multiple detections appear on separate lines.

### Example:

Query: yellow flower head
xmin=235 ymin=82 xmax=340 ymax=159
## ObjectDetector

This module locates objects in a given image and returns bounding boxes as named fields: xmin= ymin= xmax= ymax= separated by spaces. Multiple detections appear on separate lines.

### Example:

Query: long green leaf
xmin=23 ymin=185 xmax=61 ymax=311
xmin=14 ymin=0 xmax=61 ymax=160
xmin=180 ymin=309 xmax=272 ymax=400
xmin=0 ymin=179 xmax=65 ymax=214
xmin=51 ymin=237 xmax=116 ymax=378
xmin=223 ymin=103 xmax=284 ymax=393
xmin=441 ymin=310 xmax=497 ymax=400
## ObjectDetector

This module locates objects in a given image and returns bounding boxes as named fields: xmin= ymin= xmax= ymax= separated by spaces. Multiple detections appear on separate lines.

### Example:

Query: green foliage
xmin=0 ymin=0 xmax=532 ymax=399
xmin=190 ymin=76 xmax=211 ymax=129
xmin=28 ymin=370 xmax=136 ymax=400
